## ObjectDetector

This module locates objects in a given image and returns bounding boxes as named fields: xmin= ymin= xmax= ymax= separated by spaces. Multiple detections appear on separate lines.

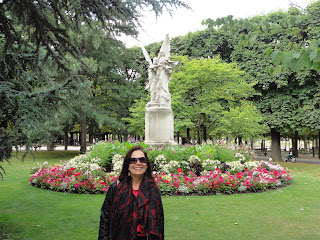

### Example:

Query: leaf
xmin=271 ymin=50 xmax=281 ymax=65
xmin=309 ymin=51 xmax=317 ymax=61
xmin=309 ymin=39 xmax=318 ymax=51
xmin=293 ymin=53 xmax=300 ymax=59
xmin=282 ymin=52 xmax=294 ymax=69
xmin=264 ymin=47 xmax=273 ymax=57
xmin=300 ymin=48 xmax=312 ymax=69
xmin=312 ymin=60 xmax=320 ymax=71
xmin=268 ymin=66 xmax=275 ymax=76
xmin=290 ymin=58 xmax=304 ymax=72
xmin=249 ymin=35 xmax=257 ymax=47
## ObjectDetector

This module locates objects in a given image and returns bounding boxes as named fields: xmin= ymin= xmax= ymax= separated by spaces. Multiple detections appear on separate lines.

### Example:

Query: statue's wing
xmin=141 ymin=47 xmax=152 ymax=65
xmin=159 ymin=34 xmax=170 ymax=58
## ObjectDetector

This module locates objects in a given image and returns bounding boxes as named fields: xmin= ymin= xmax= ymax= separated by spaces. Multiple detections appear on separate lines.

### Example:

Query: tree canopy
xmin=0 ymin=0 xmax=188 ymax=177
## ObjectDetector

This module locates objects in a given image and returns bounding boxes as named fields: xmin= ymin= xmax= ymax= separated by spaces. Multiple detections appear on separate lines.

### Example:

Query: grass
xmin=1 ymin=151 xmax=320 ymax=240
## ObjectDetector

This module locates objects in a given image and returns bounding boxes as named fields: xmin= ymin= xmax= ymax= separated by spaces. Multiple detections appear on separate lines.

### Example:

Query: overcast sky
xmin=122 ymin=0 xmax=312 ymax=47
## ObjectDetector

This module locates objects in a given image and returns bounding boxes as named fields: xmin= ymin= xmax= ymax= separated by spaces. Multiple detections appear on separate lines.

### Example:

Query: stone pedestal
xmin=145 ymin=105 xmax=176 ymax=146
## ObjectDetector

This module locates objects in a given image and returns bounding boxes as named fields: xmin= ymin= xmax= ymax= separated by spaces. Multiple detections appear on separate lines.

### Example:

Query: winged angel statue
xmin=142 ymin=34 xmax=178 ymax=107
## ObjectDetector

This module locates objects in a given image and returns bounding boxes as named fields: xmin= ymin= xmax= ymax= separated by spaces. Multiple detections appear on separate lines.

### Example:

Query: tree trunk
xmin=197 ymin=130 xmax=201 ymax=145
xmin=187 ymin=128 xmax=191 ymax=143
xmin=271 ymin=128 xmax=281 ymax=162
xmin=318 ymin=131 xmax=320 ymax=159
xmin=89 ymin=134 xmax=93 ymax=144
xmin=47 ymin=139 xmax=55 ymax=151
xmin=70 ymin=132 xmax=74 ymax=146
xmin=304 ymin=136 xmax=307 ymax=149
xmin=292 ymin=131 xmax=299 ymax=157
xmin=202 ymin=125 xmax=207 ymax=143
xmin=80 ymin=114 xmax=87 ymax=154
xmin=124 ymin=133 xmax=128 ymax=142
xmin=64 ymin=131 xmax=68 ymax=150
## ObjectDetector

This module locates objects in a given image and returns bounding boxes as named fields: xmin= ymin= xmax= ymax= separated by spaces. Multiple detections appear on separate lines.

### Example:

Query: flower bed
xmin=156 ymin=161 xmax=292 ymax=195
xmin=28 ymin=160 xmax=118 ymax=194
xmin=28 ymin=142 xmax=292 ymax=195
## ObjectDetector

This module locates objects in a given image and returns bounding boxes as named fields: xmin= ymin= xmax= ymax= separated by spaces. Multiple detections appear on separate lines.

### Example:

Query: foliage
xmin=169 ymin=55 xmax=261 ymax=141
xmin=122 ymin=96 xmax=149 ymax=136
xmin=202 ymin=2 xmax=320 ymax=72
xmin=0 ymin=0 xmax=188 ymax=176
xmin=218 ymin=101 xmax=268 ymax=139
xmin=194 ymin=4 xmax=320 ymax=160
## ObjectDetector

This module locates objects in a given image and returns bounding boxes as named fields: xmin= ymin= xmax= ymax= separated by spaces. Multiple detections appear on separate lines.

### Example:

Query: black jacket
xmin=98 ymin=180 xmax=165 ymax=240
xmin=98 ymin=181 xmax=118 ymax=240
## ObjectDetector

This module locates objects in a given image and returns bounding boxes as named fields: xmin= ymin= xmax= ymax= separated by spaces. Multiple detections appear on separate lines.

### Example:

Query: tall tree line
xmin=125 ymin=1 xmax=320 ymax=161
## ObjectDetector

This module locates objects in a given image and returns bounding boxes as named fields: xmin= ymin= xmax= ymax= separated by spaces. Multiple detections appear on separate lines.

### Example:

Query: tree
xmin=200 ymin=5 xmax=320 ymax=161
xmin=0 ymin=0 xmax=188 ymax=177
xmin=218 ymin=101 xmax=267 ymax=141
xmin=169 ymin=56 xmax=258 ymax=143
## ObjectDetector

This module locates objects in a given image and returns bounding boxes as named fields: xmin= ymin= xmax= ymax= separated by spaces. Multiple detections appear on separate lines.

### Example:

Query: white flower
xmin=154 ymin=155 xmax=167 ymax=170
xmin=112 ymin=154 xmax=124 ymax=173
xmin=244 ymin=161 xmax=260 ymax=170
xmin=226 ymin=161 xmax=244 ymax=174
xmin=202 ymin=159 xmax=220 ymax=171
xmin=188 ymin=155 xmax=201 ymax=164
xmin=178 ymin=185 xmax=189 ymax=194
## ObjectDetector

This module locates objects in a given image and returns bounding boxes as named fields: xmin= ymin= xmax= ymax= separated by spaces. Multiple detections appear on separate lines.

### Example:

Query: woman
xmin=98 ymin=146 xmax=164 ymax=240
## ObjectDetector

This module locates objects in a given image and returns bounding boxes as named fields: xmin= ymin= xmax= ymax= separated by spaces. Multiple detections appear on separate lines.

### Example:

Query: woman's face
xmin=128 ymin=150 xmax=148 ymax=178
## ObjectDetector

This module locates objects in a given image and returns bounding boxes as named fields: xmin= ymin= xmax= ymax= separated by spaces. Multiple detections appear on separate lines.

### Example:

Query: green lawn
xmin=1 ymin=151 xmax=320 ymax=240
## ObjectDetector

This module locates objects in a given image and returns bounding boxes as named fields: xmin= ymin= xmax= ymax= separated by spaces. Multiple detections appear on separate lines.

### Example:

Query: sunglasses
xmin=129 ymin=157 xmax=147 ymax=164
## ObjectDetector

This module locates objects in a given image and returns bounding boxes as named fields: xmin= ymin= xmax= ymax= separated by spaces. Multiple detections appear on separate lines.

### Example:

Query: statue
xmin=142 ymin=34 xmax=178 ymax=107
xmin=142 ymin=34 xmax=177 ymax=146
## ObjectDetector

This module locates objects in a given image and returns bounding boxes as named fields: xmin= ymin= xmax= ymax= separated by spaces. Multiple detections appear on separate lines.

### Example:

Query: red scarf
xmin=109 ymin=176 xmax=164 ymax=240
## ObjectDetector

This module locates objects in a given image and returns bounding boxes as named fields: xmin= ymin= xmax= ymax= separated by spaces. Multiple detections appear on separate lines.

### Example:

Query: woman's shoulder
xmin=108 ymin=180 xmax=119 ymax=192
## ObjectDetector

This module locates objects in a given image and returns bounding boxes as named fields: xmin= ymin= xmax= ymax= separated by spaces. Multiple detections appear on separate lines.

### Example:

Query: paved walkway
xmin=255 ymin=156 xmax=320 ymax=164
xmin=13 ymin=145 xmax=91 ymax=151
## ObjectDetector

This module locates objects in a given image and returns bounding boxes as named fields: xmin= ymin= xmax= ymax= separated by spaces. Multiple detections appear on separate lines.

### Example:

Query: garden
xmin=28 ymin=141 xmax=292 ymax=195
xmin=1 ymin=149 xmax=320 ymax=240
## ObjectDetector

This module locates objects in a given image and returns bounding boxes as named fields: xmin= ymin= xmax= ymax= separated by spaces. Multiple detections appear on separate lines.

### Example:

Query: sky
xmin=122 ymin=0 xmax=313 ymax=47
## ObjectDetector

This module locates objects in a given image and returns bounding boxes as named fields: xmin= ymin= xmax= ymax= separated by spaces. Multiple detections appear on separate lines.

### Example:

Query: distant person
xmin=98 ymin=145 xmax=164 ymax=240
xmin=286 ymin=148 xmax=293 ymax=162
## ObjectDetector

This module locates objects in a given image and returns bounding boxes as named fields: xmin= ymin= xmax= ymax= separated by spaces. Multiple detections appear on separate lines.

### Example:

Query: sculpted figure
xmin=142 ymin=34 xmax=178 ymax=107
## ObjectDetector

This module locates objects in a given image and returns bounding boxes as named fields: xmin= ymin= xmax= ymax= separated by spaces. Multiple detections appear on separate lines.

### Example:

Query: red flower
xmin=101 ymin=182 xmax=106 ymax=185
xmin=74 ymin=173 xmax=81 ymax=176
xmin=70 ymin=168 xmax=76 ymax=171
xmin=177 ymin=168 xmax=183 ymax=173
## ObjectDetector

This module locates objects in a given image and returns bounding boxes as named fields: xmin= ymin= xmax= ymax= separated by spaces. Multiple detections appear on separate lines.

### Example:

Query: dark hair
xmin=119 ymin=145 xmax=154 ymax=182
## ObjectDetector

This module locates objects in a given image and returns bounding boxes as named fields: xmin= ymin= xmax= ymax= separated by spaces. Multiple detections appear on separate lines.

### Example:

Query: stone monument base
xmin=145 ymin=106 xmax=176 ymax=146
